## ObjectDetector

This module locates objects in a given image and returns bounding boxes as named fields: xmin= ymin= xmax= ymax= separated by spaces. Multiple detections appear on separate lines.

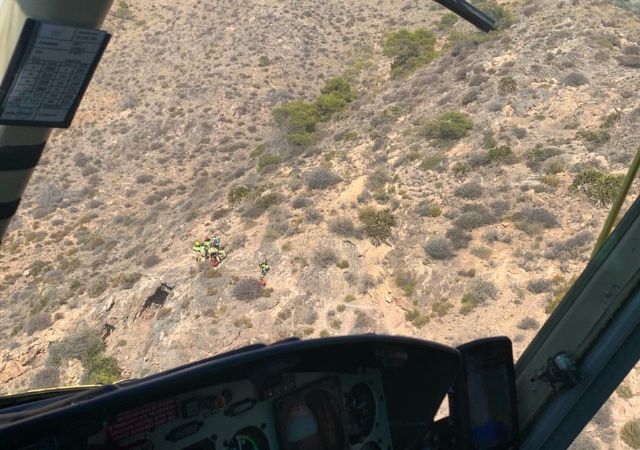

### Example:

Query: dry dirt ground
xmin=1 ymin=0 xmax=640 ymax=448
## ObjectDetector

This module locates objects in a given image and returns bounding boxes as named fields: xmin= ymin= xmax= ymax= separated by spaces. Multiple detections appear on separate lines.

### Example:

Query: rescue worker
xmin=209 ymin=247 xmax=227 ymax=268
xmin=259 ymin=259 xmax=270 ymax=278
xmin=192 ymin=241 xmax=206 ymax=262
xmin=203 ymin=237 xmax=213 ymax=259
xmin=212 ymin=235 xmax=222 ymax=249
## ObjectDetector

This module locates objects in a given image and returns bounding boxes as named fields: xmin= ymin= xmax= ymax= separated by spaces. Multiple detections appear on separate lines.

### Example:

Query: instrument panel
xmin=88 ymin=370 xmax=392 ymax=450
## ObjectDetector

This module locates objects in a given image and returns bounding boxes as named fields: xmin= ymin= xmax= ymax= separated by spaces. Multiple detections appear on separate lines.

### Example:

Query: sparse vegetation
xmin=405 ymin=308 xmax=430 ymax=327
xmin=621 ymin=419 xmax=640 ymax=449
xmin=113 ymin=0 xmax=133 ymax=20
xmin=437 ymin=13 xmax=458 ymax=31
xmin=431 ymin=299 xmax=453 ymax=317
xmin=446 ymin=226 xmax=473 ymax=249
xmin=517 ymin=317 xmax=540 ymax=330
xmin=545 ymin=277 xmax=576 ymax=314
xmin=24 ymin=313 xmax=52 ymax=335
xmin=306 ymin=167 xmax=341 ymax=189
xmin=383 ymin=29 xmax=437 ymax=77
xmin=617 ymin=383 xmax=634 ymax=399
xmin=527 ymin=278 xmax=554 ymax=294
xmin=425 ymin=237 xmax=455 ymax=260
xmin=30 ymin=366 xmax=60 ymax=389
xmin=460 ymin=279 xmax=497 ymax=315
xmin=498 ymin=76 xmax=517 ymax=94
xmin=524 ymin=145 xmax=562 ymax=170
xmin=577 ymin=129 xmax=610 ymax=145
xmin=571 ymin=169 xmax=624 ymax=206
xmin=84 ymin=354 xmax=121 ymax=384
xmin=394 ymin=270 xmax=416 ymax=296
xmin=419 ymin=111 xmax=473 ymax=142
xmin=330 ymin=217 xmax=359 ymax=237
xmin=420 ymin=154 xmax=444 ymax=171
xmin=228 ymin=185 xmax=251 ymax=205
xmin=512 ymin=207 xmax=559 ymax=234
xmin=471 ymin=246 xmax=492 ymax=260
xmin=488 ymin=145 xmax=516 ymax=165
xmin=545 ymin=231 xmax=593 ymax=260
xmin=416 ymin=200 xmax=441 ymax=217
xmin=273 ymin=77 xmax=356 ymax=145
xmin=47 ymin=328 xmax=120 ymax=384
xmin=455 ymin=181 xmax=483 ymax=199
xmin=258 ymin=153 xmax=282 ymax=171
xmin=562 ymin=71 xmax=589 ymax=87
xmin=87 ymin=277 xmax=108 ymax=298
xmin=313 ymin=246 xmax=338 ymax=268
xmin=232 ymin=279 xmax=265 ymax=301
xmin=454 ymin=204 xmax=498 ymax=231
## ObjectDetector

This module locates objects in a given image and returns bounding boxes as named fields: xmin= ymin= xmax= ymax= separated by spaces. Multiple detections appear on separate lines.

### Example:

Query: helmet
xmin=195 ymin=241 xmax=201 ymax=246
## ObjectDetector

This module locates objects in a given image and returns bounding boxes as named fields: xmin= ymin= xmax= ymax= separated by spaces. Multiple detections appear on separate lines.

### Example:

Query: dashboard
xmin=87 ymin=371 xmax=392 ymax=450
xmin=0 ymin=336 xmax=467 ymax=450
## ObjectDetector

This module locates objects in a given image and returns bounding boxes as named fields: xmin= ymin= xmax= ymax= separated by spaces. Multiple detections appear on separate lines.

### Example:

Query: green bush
xmin=601 ymin=110 xmax=622 ymax=129
xmin=405 ymin=308 xmax=430 ymax=327
xmin=273 ymin=101 xmax=319 ymax=146
xmin=383 ymin=29 xmax=437 ymax=77
xmin=474 ymin=0 xmax=514 ymax=29
xmin=258 ymin=154 xmax=282 ymax=171
xmin=258 ymin=55 xmax=271 ymax=67
xmin=488 ymin=145 xmax=516 ymax=164
xmin=617 ymin=383 xmax=634 ymax=399
xmin=394 ymin=271 xmax=416 ymax=296
xmin=343 ymin=294 xmax=355 ymax=303
xmin=48 ymin=329 xmax=104 ymax=366
xmin=512 ymin=207 xmax=559 ymax=235
xmin=437 ymin=13 xmax=459 ymax=31
xmin=271 ymin=77 xmax=356 ymax=144
xmin=432 ymin=299 xmax=453 ymax=317
xmin=47 ymin=327 xmax=120 ymax=385
xmin=460 ymin=279 xmax=497 ymax=315
xmin=621 ymin=419 xmax=640 ymax=449
xmin=320 ymin=77 xmax=357 ymax=103
xmin=420 ymin=154 xmax=444 ymax=171
xmin=87 ymin=278 xmax=108 ymax=298
xmin=358 ymin=206 xmax=396 ymax=245
xmin=83 ymin=355 xmax=121 ymax=384
xmin=453 ymin=162 xmax=470 ymax=178
xmin=315 ymin=94 xmax=348 ymax=121
xmin=113 ymin=0 xmax=133 ymax=19
xmin=425 ymin=237 xmax=455 ymax=260
xmin=228 ymin=185 xmax=250 ymax=205
xmin=498 ymin=76 xmax=517 ymax=94
xmin=545 ymin=277 xmax=575 ymax=314
xmin=455 ymin=181 xmax=483 ymax=199
xmin=255 ymin=192 xmax=282 ymax=210
xmin=577 ymin=129 xmax=610 ymax=145
xmin=416 ymin=200 xmax=441 ymax=217
xmin=420 ymin=111 xmax=473 ymax=142
xmin=570 ymin=169 xmax=624 ymax=206
xmin=316 ymin=77 xmax=356 ymax=120
xmin=306 ymin=167 xmax=341 ymax=190
xmin=524 ymin=145 xmax=561 ymax=170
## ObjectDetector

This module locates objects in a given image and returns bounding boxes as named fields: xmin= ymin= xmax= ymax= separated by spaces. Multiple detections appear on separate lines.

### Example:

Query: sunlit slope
xmin=1 ymin=1 xmax=640 ymax=447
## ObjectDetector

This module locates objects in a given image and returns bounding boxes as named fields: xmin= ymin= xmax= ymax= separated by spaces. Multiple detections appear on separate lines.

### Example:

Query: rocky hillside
xmin=1 ymin=0 xmax=640 ymax=448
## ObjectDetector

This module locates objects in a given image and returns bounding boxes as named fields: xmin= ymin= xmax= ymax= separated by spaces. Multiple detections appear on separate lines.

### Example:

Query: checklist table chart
xmin=0 ymin=20 xmax=110 ymax=128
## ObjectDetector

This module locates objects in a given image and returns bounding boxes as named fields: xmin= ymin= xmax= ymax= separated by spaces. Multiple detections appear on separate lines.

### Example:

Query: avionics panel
xmin=86 ymin=370 xmax=391 ymax=450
